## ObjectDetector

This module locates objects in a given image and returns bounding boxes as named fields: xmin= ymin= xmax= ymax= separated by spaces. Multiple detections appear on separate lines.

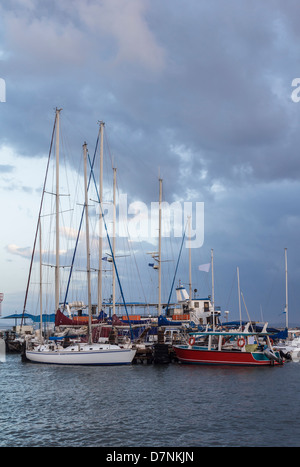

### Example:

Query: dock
xmin=132 ymin=344 xmax=178 ymax=364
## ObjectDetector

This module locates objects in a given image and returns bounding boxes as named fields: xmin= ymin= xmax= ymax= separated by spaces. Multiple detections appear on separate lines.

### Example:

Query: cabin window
xmin=194 ymin=302 xmax=199 ymax=308
xmin=204 ymin=302 xmax=209 ymax=312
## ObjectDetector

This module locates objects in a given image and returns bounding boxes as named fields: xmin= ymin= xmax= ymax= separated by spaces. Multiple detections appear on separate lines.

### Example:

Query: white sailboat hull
xmin=26 ymin=343 xmax=136 ymax=365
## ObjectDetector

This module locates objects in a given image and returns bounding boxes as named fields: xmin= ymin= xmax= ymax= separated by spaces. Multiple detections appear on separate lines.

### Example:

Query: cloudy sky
xmin=1 ymin=0 xmax=300 ymax=326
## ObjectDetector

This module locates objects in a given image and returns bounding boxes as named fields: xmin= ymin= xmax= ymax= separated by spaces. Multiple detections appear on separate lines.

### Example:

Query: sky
xmin=1 ymin=0 xmax=300 ymax=327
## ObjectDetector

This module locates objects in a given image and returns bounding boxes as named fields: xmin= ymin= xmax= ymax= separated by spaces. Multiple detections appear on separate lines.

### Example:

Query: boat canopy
xmin=189 ymin=330 xmax=270 ymax=337
xmin=1 ymin=313 xmax=56 ymax=323
xmin=158 ymin=315 xmax=183 ymax=326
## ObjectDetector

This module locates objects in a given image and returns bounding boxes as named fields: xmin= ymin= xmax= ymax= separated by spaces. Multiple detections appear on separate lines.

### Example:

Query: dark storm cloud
xmin=1 ymin=0 xmax=299 ymax=193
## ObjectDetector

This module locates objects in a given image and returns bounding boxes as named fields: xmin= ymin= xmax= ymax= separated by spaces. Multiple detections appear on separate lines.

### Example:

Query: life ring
xmin=269 ymin=338 xmax=274 ymax=345
xmin=237 ymin=337 xmax=245 ymax=348
xmin=189 ymin=337 xmax=196 ymax=346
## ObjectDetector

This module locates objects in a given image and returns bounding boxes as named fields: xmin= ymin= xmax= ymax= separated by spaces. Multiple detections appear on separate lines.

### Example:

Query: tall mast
xmin=112 ymin=167 xmax=117 ymax=315
xmin=83 ymin=142 xmax=92 ymax=344
xmin=39 ymin=219 xmax=43 ymax=342
xmin=237 ymin=266 xmax=242 ymax=327
xmin=158 ymin=177 xmax=162 ymax=315
xmin=55 ymin=108 xmax=62 ymax=312
xmin=21 ymin=111 xmax=57 ymax=328
xmin=285 ymin=247 xmax=288 ymax=329
xmin=211 ymin=248 xmax=215 ymax=331
xmin=188 ymin=216 xmax=192 ymax=301
xmin=98 ymin=121 xmax=104 ymax=314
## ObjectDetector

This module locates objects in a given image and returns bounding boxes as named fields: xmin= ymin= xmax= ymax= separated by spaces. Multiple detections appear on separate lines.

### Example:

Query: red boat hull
xmin=173 ymin=346 xmax=282 ymax=366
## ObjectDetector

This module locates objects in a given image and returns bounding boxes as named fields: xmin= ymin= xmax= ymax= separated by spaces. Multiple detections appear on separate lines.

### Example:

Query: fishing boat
xmin=165 ymin=284 xmax=220 ymax=326
xmin=173 ymin=322 xmax=284 ymax=366
xmin=24 ymin=110 xmax=136 ymax=365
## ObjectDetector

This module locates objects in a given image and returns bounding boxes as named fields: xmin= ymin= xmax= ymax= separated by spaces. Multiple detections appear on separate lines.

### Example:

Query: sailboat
xmin=24 ymin=110 xmax=136 ymax=365
xmin=273 ymin=248 xmax=300 ymax=362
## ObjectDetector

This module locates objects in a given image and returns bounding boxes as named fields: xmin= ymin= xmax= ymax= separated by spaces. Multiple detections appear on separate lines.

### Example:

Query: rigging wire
xmin=21 ymin=112 xmax=57 ymax=327
xmin=88 ymin=152 xmax=134 ymax=340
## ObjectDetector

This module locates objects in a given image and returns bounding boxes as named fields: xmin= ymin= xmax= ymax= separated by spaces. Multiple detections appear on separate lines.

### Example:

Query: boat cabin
xmin=189 ymin=322 xmax=274 ymax=352
xmin=166 ymin=285 xmax=221 ymax=326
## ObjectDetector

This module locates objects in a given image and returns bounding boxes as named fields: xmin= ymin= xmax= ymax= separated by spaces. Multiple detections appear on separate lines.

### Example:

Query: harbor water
xmin=1 ymin=354 xmax=299 ymax=447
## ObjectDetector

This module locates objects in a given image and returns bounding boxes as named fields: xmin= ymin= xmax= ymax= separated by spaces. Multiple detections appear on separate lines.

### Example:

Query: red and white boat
xmin=173 ymin=324 xmax=284 ymax=366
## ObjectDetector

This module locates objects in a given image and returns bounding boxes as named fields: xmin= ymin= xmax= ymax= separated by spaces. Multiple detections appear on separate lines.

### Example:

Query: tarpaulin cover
xmin=158 ymin=315 xmax=183 ymax=326
xmin=55 ymin=310 xmax=77 ymax=326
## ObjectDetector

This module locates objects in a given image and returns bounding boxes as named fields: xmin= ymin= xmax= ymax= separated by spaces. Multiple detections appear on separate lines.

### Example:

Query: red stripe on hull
xmin=173 ymin=347 xmax=280 ymax=366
